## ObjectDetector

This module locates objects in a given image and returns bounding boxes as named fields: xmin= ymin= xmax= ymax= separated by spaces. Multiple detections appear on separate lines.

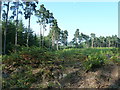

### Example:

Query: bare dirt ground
xmin=58 ymin=63 xmax=120 ymax=88
xmin=32 ymin=62 xmax=120 ymax=88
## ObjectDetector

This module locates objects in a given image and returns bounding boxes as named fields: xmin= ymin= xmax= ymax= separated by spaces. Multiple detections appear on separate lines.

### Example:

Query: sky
xmin=23 ymin=2 xmax=118 ymax=42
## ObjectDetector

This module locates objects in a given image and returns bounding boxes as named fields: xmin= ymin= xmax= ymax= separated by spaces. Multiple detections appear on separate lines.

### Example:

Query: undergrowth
xmin=2 ymin=47 xmax=119 ymax=88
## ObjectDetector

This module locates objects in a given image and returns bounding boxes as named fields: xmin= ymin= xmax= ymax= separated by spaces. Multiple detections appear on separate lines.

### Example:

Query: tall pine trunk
xmin=56 ymin=38 xmax=59 ymax=50
xmin=15 ymin=2 xmax=19 ymax=47
xmin=52 ymin=30 xmax=55 ymax=49
xmin=0 ymin=1 xmax=2 ymax=55
xmin=91 ymin=40 xmax=93 ymax=48
xmin=4 ymin=2 xmax=9 ymax=54
xmin=49 ymin=24 xmax=51 ymax=50
xmin=27 ymin=17 xmax=30 ymax=47
xmin=42 ymin=21 xmax=45 ymax=47
xmin=41 ymin=22 xmax=44 ymax=48
xmin=42 ymin=20 xmax=46 ymax=47
xmin=108 ymin=40 xmax=111 ymax=47
xmin=56 ymin=41 xmax=58 ymax=50
xmin=39 ymin=22 xmax=42 ymax=47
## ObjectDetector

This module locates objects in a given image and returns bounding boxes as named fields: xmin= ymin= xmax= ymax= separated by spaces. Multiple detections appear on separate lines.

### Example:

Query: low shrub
xmin=83 ymin=52 xmax=108 ymax=71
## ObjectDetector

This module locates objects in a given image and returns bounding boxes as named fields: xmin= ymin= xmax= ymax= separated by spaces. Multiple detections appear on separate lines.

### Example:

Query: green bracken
xmin=2 ymin=47 xmax=119 ymax=88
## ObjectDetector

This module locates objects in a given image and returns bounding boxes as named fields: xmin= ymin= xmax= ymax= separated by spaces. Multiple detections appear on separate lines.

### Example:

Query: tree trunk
xmin=42 ymin=24 xmax=44 ymax=47
xmin=42 ymin=21 xmax=45 ymax=47
xmin=102 ymin=40 xmax=104 ymax=47
xmin=4 ymin=2 xmax=9 ymax=54
xmin=15 ymin=2 xmax=19 ymax=47
xmin=76 ymin=38 xmax=77 ymax=45
xmin=0 ymin=1 xmax=1 ymax=19
xmin=0 ymin=1 xmax=2 ymax=55
xmin=108 ymin=40 xmax=111 ymax=47
xmin=91 ymin=40 xmax=93 ymax=48
xmin=39 ymin=22 xmax=42 ymax=47
xmin=116 ymin=41 xmax=118 ymax=48
xmin=56 ymin=40 xmax=58 ymax=50
xmin=52 ymin=30 xmax=55 ymax=49
xmin=56 ymin=33 xmax=59 ymax=50
xmin=86 ymin=41 xmax=88 ymax=48
xmin=4 ymin=26 xmax=7 ymax=54
xmin=27 ymin=17 xmax=30 ymax=47
xmin=52 ymin=36 xmax=55 ymax=49
xmin=49 ymin=24 xmax=51 ymax=50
